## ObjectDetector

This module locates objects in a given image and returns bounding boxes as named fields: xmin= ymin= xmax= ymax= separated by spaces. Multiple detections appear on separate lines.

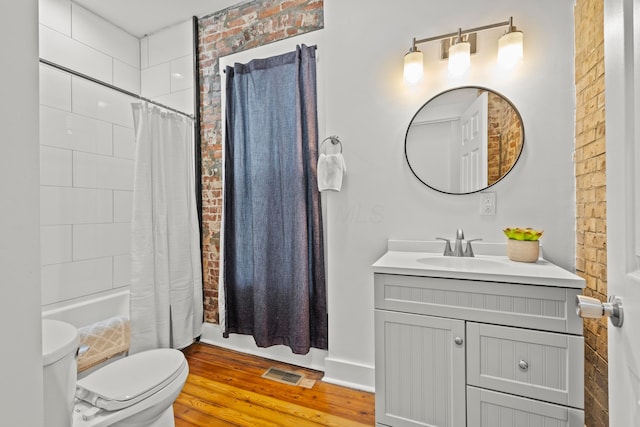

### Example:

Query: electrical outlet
xmin=480 ymin=192 xmax=496 ymax=215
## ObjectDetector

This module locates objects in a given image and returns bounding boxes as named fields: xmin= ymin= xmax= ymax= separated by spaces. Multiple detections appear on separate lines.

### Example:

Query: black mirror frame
xmin=404 ymin=85 xmax=525 ymax=195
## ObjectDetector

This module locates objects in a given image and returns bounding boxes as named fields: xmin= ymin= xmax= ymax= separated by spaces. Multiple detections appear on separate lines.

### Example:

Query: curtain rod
xmin=39 ymin=58 xmax=194 ymax=120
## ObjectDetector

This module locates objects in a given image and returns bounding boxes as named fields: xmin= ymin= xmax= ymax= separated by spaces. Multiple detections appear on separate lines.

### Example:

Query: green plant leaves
xmin=503 ymin=227 xmax=543 ymax=241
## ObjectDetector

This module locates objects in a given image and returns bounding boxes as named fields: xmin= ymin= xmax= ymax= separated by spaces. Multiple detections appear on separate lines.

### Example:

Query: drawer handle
xmin=454 ymin=337 xmax=464 ymax=345
xmin=518 ymin=360 xmax=529 ymax=370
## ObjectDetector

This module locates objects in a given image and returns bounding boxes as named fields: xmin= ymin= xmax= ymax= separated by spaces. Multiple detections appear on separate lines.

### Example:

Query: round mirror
xmin=405 ymin=86 xmax=524 ymax=194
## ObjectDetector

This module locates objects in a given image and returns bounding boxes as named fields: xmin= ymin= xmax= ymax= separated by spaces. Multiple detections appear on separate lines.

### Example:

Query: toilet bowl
xmin=43 ymin=319 xmax=189 ymax=427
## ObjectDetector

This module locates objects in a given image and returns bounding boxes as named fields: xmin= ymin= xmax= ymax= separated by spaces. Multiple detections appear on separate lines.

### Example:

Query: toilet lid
xmin=75 ymin=348 xmax=187 ymax=412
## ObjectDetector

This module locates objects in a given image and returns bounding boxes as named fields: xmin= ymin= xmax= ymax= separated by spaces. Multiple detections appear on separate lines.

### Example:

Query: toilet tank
xmin=42 ymin=319 xmax=79 ymax=427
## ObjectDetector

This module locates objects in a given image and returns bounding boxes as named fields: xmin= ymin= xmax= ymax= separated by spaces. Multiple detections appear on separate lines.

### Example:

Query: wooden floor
xmin=174 ymin=343 xmax=375 ymax=426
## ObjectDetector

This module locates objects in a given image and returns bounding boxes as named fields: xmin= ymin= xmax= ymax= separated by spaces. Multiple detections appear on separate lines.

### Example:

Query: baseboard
xmin=322 ymin=357 xmax=375 ymax=392
xmin=200 ymin=322 xmax=328 ymax=372
xmin=200 ymin=323 xmax=375 ymax=392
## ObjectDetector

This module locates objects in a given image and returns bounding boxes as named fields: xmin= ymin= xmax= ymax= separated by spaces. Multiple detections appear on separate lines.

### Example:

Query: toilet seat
xmin=76 ymin=348 xmax=187 ymax=412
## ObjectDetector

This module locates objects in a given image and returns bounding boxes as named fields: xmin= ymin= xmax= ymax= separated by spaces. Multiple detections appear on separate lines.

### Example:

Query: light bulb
xmin=498 ymin=30 xmax=523 ymax=68
xmin=404 ymin=49 xmax=424 ymax=84
xmin=448 ymin=41 xmax=471 ymax=77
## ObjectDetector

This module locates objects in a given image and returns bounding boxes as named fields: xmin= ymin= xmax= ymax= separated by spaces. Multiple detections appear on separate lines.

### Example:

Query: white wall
xmin=141 ymin=20 xmax=195 ymax=115
xmin=0 ymin=0 xmax=43 ymax=425
xmin=320 ymin=0 xmax=576 ymax=389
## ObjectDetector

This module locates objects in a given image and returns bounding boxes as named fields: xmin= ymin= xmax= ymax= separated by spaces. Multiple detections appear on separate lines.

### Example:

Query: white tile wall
xmin=40 ymin=187 xmax=113 ymax=225
xmin=147 ymin=20 xmax=193 ymax=67
xmin=73 ymin=223 xmax=130 ymax=261
xmin=140 ymin=37 xmax=149 ymax=69
xmin=113 ymin=125 xmax=135 ymax=159
xmin=38 ymin=0 xmax=197 ymax=306
xmin=40 ymin=146 xmax=72 ymax=186
xmin=72 ymin=77 xmax=137 ymax=128
xmin=170 ymin=56 xmax=194 ymax=92
xmin=114 ymin=60 xmax=141 ymax=94
xmin=41 ymin=257 xmax=113 ymax=305
xmin=140 ymin=20 xmax=195 ymax=115
xmin=73 ymin=151 xmax=134 ymax=191
xmin=39 ymin=0 xmax=141 ymax=92
xmin=113 ymin=254 xmax=132 ymax=288
xmin=40 ymin=24 xmax=113 ymax=83
xmin=113 ymin=191 xmax=133 ymax=223
xmin=40 ymin=105 xmax=113 ymax=155
xmin=71 ymin=4 xmax=140 ymax=68
xmin=39 ymin=0 xmax=142 ymax=304
xmin=41 ymin=225 xmax=72 ymax=265
xmin=39 ymin=0 xmax=71 ymax=36
xmin=141 ymin=62 xmax=171 ymax=98
xmin=39 ymin=64 xmax=72 ymax=111
xmin=154 ymin=88 xmax=195 ymax=116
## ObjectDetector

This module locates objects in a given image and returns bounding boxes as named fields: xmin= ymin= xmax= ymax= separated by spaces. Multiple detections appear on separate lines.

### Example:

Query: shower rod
xmin=39 ymin=58 xmax=194 ymax=120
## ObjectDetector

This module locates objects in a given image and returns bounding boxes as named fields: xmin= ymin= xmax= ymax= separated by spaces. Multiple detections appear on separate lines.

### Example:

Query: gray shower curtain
xmin=223 ymin=44 xmax=327 ymax=355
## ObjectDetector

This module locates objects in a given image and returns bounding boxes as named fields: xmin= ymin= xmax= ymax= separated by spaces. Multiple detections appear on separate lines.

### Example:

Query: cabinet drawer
xmin=374 ymin=274 xmax=582 ymax=334
xmin=466 ymin=323 xmax=583 ymax=408
xmin=467 ymin=386 xmax=584 ymax=427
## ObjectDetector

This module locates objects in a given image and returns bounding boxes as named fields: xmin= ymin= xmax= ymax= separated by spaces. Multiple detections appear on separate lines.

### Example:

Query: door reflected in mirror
xmin=405 ymin=86 xmax=524 ymax=194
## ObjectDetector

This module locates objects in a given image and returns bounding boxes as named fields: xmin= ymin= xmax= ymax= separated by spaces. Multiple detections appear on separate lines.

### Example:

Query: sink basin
xmin=417 ymin=256 xmax=506 ymax=270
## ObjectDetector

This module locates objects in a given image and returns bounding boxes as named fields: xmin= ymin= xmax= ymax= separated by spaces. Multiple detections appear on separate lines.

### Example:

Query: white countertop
xmin=372 ymin=240 xmax=585 ymax=289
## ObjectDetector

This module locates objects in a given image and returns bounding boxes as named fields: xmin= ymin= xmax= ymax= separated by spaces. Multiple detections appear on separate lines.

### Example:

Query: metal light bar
xmin=411 ymin=18 xmax=513 ymax=49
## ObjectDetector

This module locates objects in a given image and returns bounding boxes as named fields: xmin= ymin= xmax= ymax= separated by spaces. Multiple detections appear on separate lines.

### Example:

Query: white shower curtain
xmin=129 ymin=103 xmax=203 ymax=354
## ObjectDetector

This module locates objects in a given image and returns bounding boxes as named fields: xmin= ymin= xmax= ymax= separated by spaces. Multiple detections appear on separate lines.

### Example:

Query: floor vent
xmin=262 ymin=367 xmax=316 ymax=388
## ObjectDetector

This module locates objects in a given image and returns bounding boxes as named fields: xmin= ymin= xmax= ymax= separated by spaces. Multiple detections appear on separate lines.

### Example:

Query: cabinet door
xmin=375 ymin=310 xmax=465 ymax=427
xmin=467 ymin=386 xmax=584 ymax=427
xmin=466 ymin=323 xmax=583 ymax=408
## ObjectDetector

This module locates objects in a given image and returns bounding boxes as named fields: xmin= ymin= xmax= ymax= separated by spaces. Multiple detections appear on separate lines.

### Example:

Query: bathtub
xmin=42 ymin=290 xmax=131 ymax=376
xmin=42 ymin=289 xmax=129 ymax=328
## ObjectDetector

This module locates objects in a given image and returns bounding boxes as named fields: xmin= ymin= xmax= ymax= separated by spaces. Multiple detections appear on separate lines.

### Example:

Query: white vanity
xmin=373 ymin=241 xmax=585 ymax=427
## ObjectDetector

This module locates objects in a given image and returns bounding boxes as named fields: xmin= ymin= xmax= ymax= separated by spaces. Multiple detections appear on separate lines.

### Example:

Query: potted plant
xmin=503 ymin=227 xmax=543 ymax=262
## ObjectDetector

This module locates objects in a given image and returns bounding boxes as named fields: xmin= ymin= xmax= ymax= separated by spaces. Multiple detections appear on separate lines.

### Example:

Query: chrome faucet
xmin=435 ymin=237 xmax=453 ymax=256
xmin=436 ymin=228 xmax=482 ymax=257
xmin=453 ymin=228 xmax=465 ymax=257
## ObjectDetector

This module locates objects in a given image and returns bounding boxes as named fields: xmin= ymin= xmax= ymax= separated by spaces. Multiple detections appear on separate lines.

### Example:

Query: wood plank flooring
xmin=175 ymin=343 xmax=375 ymax=426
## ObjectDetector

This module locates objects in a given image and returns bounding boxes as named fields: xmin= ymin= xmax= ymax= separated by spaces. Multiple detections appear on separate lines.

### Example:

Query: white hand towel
xmin=317 ymin=153 xmax=347 ymax=192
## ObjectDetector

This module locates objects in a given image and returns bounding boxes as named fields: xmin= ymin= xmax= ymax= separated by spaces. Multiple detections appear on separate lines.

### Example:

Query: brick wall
xmin=487 ymin=92 xmax=523 ymax=185
xmin=575 ymin=1 xmax=608 ymax=426
xmin=198 ymin=0 xmax=324 ymax=323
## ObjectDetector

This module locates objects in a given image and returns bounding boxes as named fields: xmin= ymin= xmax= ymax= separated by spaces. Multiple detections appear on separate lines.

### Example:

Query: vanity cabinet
xmin=374 ymin=271 xmax=585 ymax=427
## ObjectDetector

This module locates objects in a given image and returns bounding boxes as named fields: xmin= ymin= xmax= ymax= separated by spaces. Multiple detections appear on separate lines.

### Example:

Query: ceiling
xmin=72 ymin=0 xmax=245 ymax=38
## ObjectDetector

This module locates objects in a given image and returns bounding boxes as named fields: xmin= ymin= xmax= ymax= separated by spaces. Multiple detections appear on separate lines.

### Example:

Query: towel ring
xmin=320 ymin=135 xmax=343 ymax=154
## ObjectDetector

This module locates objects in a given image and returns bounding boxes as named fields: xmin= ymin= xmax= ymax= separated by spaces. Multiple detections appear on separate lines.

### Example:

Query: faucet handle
xmin=436 ymin=237 xmax=453 ymax=256
xmin=464 ymin=238 xmax=482 ymax=257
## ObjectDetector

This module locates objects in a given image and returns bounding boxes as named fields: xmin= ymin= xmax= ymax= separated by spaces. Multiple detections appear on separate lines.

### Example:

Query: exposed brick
xmin=576 ymin=0 xmax=608 ymax=425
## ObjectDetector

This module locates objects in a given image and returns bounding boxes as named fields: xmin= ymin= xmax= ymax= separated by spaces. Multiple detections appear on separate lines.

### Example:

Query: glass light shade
xmin=448 ymin=41 xmax=471 ymax=76
xmin=404 ymin=50 xmax=424 ymax=84
xmin=498 ymin=30 xmax=524 ymax=68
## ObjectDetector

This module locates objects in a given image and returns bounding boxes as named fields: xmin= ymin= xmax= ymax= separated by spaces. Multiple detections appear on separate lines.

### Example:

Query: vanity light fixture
xmin=404 ymin=41 xmax=424 ymax=84
xmin=447 ymin=29 xmax=471 ymax=77
xmin=404 ymin=17 xmax=524 ymax=83
xmin=497 ymin=17 xmax=524 ymax=69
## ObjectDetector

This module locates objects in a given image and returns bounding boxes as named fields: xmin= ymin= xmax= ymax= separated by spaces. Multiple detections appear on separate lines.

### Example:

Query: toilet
xmin=43 ymin=319 xmax=189 ymax=427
